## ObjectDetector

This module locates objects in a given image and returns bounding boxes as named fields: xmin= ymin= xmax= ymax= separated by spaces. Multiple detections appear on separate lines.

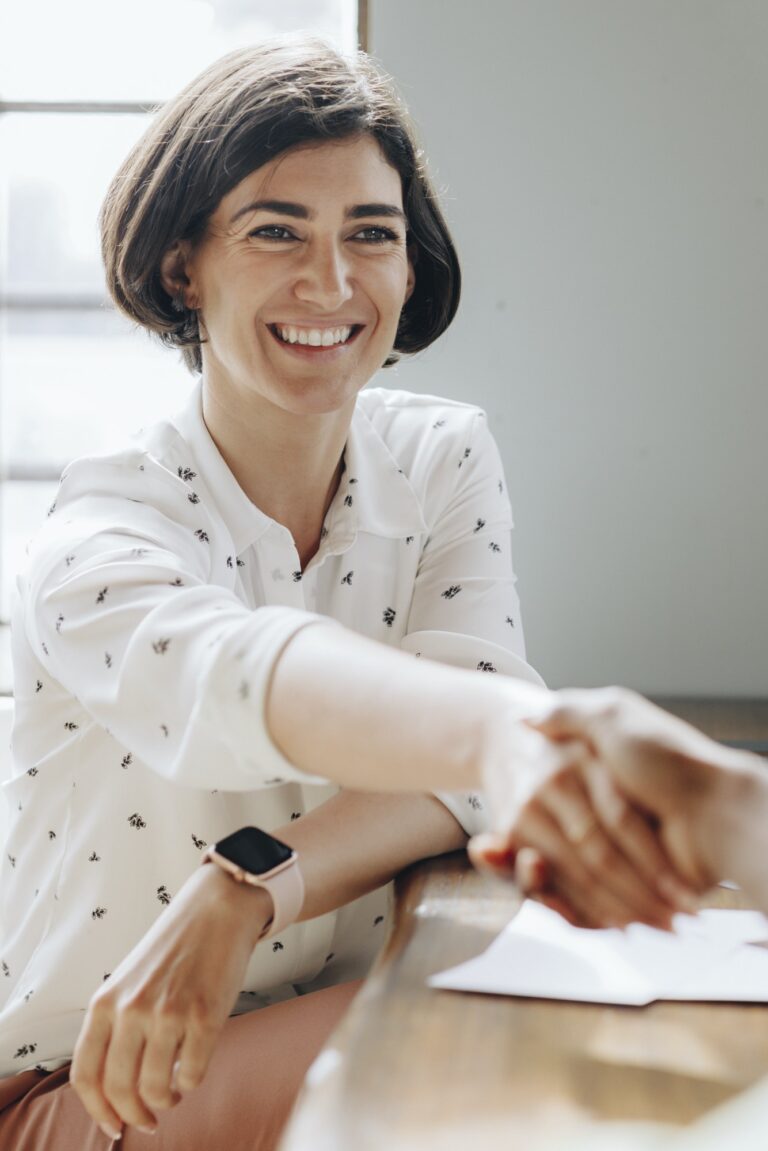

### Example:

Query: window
xmin=0 ymin=1 xmax=363 ymax=688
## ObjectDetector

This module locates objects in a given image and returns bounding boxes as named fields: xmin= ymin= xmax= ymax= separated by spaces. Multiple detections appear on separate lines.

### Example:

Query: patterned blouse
xmin=0 ymin=383 xmax=540 ymax=1077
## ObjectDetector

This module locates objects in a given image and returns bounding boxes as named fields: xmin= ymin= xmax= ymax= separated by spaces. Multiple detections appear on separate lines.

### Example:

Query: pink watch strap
xmin=256 ymin=860 xmax=305 ymax=940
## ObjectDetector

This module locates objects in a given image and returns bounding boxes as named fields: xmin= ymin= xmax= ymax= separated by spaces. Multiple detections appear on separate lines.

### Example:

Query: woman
xmin=0 ymin=36 xmax=694 ymax=1149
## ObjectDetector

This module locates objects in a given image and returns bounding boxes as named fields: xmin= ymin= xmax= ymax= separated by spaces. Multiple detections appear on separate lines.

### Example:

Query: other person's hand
xmin=525 ymin=687 xmax=758 ymax=892
xmin=71 ymin=863 xmax=270 ymax=1140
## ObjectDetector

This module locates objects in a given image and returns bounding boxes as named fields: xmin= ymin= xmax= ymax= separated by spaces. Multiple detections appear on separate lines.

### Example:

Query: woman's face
xmin=180 ymin=134 xmax=415 ymax=416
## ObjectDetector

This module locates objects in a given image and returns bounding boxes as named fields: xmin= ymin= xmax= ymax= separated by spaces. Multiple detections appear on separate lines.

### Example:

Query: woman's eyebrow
xmin=229 ymin=199 xmax=309 ymax=224
xmin=346 ymin=203 xmax=406 ymax=222
xmin=229 ymin=200 xmax=406 ymax=225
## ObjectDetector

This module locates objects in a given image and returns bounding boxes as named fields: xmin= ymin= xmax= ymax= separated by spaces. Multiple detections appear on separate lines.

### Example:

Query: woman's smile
xmin=267 ymin=322 xmax=363 ymax=355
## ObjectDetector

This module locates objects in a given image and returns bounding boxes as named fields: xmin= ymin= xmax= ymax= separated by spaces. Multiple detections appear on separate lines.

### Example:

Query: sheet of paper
xmin=428 ymin=902 xmax=768 ymax=1006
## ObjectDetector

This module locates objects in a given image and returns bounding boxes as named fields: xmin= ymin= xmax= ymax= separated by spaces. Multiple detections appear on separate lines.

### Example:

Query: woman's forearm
xmin=267 ymin=622 xmax=545 ymax=794
xmin=277 ymin=790 xmax=467 ymax=921
xmin=219 ymin=790 xmax=468 ymax=942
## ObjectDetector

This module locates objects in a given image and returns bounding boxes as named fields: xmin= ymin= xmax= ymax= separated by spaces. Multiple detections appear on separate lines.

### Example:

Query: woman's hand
xmin=471 ymin=711 xmax=699 ymax=929
xmin=71 ymin=864 xmax=271 ymax=1140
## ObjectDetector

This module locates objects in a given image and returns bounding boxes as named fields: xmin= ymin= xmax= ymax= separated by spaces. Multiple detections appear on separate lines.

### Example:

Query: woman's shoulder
xmin=354 ymin=388 xmax=497 ymax=514
xmin=356 ymin=387 xmax=486 ymax=460
xmin=56 ymin=415 xmax=189 ymax=500
xmin=357 ymin=386 xmax=484 ymax=426
xmin=23 ymin=414 xmax=218 ymax=581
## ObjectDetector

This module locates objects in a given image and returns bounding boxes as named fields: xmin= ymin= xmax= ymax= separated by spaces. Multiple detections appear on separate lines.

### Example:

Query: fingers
xmin=102 ymin=1017 xmax=158 ymax=1133
xmin=528 ymin=687 xmax=629 ymax=746
xmin=70 ymin=1004 xmax=124 ymax=1142
xmin=138 ymin=1026 xmax=184 ymax=1116
xmin=582 ymin=758 xmax=701 ymax=909
xmin=467 ymin=833 xmax=518 ymax=881
xmin=468 ymin=835 xmax=596 ymax=926
xmin=71 ymin=998 xmax=190 ymax=1138
xmin=512 ymin=849 xmax=590 ymax=927
xmin=538 ymin=775 xmax=681 ymax=928
xmin=509 ymin=802 xmax=649 ymax=928
xmin=174 ymin=1016 xmax=219 ymax=1094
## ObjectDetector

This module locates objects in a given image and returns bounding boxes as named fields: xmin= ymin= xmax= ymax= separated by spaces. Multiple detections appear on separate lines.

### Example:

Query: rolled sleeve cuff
xmin=400 ymin=629 xmax=546 ymax=837
xmin=196 ymin=606 xmax=337 ymax=788
xmin=433 ymin=788 xmax=489 ymax=837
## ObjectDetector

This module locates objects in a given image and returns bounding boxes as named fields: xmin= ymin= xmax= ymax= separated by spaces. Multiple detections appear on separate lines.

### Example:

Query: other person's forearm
xmin=267 ymin=622 xmax=544 ymax=794
xmin=699 ymin=751 xmax=768 ymax=915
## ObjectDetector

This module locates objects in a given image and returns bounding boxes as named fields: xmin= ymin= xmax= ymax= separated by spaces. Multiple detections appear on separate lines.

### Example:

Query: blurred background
xmin=1 ymin=0 xmax=766 ymax=697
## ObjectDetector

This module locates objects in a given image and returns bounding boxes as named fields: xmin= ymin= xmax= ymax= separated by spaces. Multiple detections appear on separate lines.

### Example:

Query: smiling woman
xmin=0 ymin=31 xmax=703 ymax=1151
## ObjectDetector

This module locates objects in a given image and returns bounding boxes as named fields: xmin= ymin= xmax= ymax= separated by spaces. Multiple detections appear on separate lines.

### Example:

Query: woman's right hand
xmin=471 ymin=700 xmax=702 ymax=929
xmin=71 ymin=863 xmax=271 ymax=1140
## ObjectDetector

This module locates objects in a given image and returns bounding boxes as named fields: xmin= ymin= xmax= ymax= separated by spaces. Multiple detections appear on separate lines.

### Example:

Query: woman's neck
xmin=202 ymin=381 xmax=354 ymax=568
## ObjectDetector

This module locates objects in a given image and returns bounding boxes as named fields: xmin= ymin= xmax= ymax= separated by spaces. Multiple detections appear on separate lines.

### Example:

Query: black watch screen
xmin=215 ymin=827 xmax=294 ymax=874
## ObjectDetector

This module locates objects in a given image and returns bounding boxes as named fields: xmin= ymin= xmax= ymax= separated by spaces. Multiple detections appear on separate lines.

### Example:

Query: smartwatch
xmin=202 ymin=826 xmax=304 ymax=940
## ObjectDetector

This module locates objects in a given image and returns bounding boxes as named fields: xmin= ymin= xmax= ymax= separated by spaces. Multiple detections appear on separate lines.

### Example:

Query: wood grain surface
xmin=280 ymin=703 xmax=768 ymax=1150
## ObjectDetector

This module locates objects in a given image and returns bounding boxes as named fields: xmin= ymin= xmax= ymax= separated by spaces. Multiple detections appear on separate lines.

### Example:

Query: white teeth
xmin=275 ymin=325 xmax=353 ymax=347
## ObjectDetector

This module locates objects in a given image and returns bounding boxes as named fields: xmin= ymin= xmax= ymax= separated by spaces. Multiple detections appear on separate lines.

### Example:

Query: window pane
xmin=0 ymin=0 xmax=358 ymax=102
xmin=1 ymin=308 xmax=192 ymax=473
xmin=0 ymin=113 xmax=149 ymax=298
xmin=0 ymin=481 xmax=58 ymax=621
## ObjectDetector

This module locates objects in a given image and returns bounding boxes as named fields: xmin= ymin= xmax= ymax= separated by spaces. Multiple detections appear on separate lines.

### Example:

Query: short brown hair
xmin=100 ymin=35 xmax=461 ymax=374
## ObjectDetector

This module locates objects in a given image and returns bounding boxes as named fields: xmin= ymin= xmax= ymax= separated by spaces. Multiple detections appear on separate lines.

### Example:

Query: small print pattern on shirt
xmin=0 ymin=384 xmax=533 ymax=1077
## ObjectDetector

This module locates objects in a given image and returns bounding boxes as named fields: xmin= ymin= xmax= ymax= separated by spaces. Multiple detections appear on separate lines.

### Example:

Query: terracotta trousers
xmin=0 ymin=981 xmax=359 ymax=1151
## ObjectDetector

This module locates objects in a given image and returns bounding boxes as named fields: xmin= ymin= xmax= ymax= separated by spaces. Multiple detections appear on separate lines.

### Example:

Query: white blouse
xmin=0 ymin=383 xmax=539 ymax=1077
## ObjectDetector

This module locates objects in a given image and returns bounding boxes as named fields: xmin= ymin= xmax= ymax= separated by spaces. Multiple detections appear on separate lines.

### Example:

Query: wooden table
xmin=280 ymin=701 xmax=768 ymax=1150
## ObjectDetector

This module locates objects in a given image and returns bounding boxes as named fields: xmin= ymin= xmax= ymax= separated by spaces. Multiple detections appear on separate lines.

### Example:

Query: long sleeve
xmin=22 ymin=458 xmax=325 ymax=790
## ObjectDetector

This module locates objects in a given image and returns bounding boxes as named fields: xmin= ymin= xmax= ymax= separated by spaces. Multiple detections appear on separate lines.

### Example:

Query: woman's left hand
xmin=70 ymin=864 xmax=271 ymax=1140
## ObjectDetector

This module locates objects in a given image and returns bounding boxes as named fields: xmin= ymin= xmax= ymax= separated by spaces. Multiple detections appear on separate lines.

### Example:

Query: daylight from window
xmin=0 ymin=0 xmax=358 ymax=620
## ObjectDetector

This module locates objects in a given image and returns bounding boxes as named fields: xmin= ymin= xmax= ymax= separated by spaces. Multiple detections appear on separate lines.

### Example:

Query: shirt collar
xmin=335 ymin=399 xmax=427 ymax=539
xmin=170 ymin=382 xmax=427 ymax=555
xmin=170 ymin=382 xmax=274 ymax=555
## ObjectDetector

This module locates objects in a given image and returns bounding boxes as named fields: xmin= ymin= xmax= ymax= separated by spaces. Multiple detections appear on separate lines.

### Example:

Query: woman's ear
xmin=159 ymin=240 xmax=196 ymax=308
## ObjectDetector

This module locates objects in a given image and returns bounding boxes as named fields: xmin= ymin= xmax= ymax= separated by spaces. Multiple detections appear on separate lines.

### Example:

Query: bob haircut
xmin=100 ymin=35 xmax=461 ymax=374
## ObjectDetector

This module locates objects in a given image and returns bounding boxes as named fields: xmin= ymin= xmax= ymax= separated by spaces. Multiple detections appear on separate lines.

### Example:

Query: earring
xmin=171 ymin=289 xmax=186 ymax=314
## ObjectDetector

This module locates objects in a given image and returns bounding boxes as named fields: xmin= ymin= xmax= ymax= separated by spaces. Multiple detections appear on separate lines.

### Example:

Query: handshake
xmin=469 ymin=688 xmax=768 ymax=928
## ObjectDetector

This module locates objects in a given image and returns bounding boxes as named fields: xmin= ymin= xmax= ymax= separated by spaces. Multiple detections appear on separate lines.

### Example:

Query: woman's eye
xmin=353 ymin=226 xmax=400 ymax=244
xmin=248 ymin=225 xmax=296 ymax=241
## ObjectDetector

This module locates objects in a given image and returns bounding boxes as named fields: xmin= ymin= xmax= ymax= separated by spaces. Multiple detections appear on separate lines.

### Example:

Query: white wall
xmin=369 ymin=0 xmax=768 ymax=695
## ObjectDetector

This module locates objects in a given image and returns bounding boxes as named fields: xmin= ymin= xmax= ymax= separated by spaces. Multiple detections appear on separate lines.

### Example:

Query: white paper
xmin=429 ymin=902 xmax=768 ymax=1006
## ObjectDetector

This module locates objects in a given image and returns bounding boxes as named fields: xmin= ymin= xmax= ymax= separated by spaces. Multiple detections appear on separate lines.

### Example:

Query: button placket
xmin=261 ymin=527 xmax=306 ymax=608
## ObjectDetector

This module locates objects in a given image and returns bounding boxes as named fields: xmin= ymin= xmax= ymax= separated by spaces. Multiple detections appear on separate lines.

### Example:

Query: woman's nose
xmin=293 ymin=241 xmax=353 ymax=309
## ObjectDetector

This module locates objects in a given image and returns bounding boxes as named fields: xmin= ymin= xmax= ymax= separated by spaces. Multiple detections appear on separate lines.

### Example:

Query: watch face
xmin=215 ymin=827 xmax=294 ymax=874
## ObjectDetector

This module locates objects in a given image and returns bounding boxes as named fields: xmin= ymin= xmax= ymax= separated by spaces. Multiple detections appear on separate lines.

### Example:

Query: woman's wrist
xmin=196 ymin=861 xmax=275 ymax=949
